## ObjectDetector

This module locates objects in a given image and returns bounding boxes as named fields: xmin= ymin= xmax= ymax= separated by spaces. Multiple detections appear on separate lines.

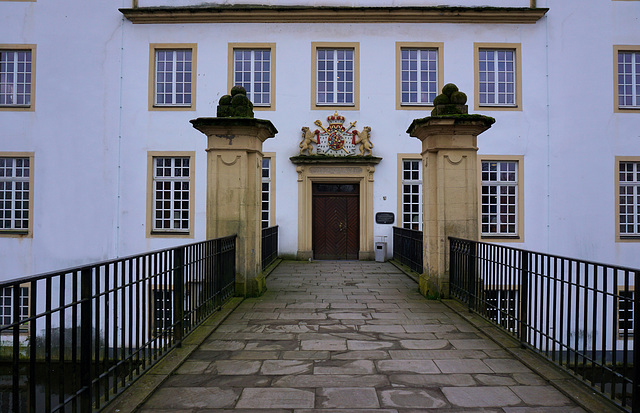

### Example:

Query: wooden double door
xmin=312 ymin=183 xmax=360 ymax=260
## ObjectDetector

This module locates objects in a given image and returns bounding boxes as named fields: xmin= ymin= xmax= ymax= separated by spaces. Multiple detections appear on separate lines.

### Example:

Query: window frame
xmin=474 ymin=43 xmax=522 ymax=111
xmin=311 ymin=42 xmax=359 ymax=111
xmin=396 ymin=42 xmax=444 ymax=110
xmin=228 ymin=43 xmax=276 ymax=111
xmin=151 ymin=286 xmax=173 ymax=336
xmin=397 ymin=154 xmax=423 ymax=231
xmin=615 ymin=156 xmax=640 ymax=241
xmin=0 ymin=45 xmax=36 ymax=112
xmin=148 ymin=44 xmax=197 ymax=111
xmin=478 ymin=155 xmax=524 ymax=242
xmin=616 ymin=287 xmax=635 ymax=340
xmin=0 ymin=152 xmax=34 ymax=238
xmin=0 ymin=284 xmax=30 ymax=333
xmin=483 ymin=286 xmax=519 ymax=332
xmin=146 ymin=151 xmax=195 ymax=238
xmin=614 ymin=45 xmax=640 ymax=113
xmin=262 ymin=153 xmax=276 ymax=229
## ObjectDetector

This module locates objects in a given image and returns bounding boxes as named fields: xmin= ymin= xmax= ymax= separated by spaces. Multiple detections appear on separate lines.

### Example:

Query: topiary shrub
xmin=441 ymin=83 xmax=459 ymax=96
xmin=216 ymin=86 xmax=254 ymax=118
xmin=431 ymin=83 xmax=468 ymax=116
xmin=450 ymin=91 xmax=467 ymax=105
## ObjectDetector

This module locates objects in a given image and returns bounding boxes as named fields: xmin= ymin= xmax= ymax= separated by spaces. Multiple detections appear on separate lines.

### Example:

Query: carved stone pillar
xmin=191 ymin=118 xmax=277 ymax=297
xmin=407 ymin=115 xmax=493 ymax=298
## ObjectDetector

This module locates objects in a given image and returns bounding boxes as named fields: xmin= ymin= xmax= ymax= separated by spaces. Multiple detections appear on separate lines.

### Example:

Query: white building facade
xmin=1 ymin=0 xmax=639 ymax=279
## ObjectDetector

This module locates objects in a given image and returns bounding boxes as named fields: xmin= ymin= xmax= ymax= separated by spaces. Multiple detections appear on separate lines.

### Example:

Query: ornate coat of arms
xmin=300 ymin=112 xmax=373 ymax=157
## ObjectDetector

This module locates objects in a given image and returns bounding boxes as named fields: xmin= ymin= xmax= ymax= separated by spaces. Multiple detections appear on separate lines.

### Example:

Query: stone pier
xmin=191 ymin=117 xmax=277 ymax=297
xmin=407 ymin=84 xmax=494 ymax=298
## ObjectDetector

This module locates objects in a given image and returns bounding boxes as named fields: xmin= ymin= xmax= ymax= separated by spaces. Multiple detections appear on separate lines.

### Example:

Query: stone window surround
xmin=310 ymin=42 xmax=360 ymax=111
xmin=397 ymin=153 xmax=423 ymax=230
xmin=477 ymin=155 xmax=525 ymax=242
xmin=146 ymin=151 xmax=195 ymax=239
xmin=148 ymin=43 xmax=197 ymax=111
xmin=262 ymin=152 xmax=276 ymax=228
xmin=615 ymin=156 xmax=640 ymax=241
xmin=0 ymin=284 xmax=30 ymax=334
xmin=613 ymin=45 xmax=640 ymax=113
xmin=0 ymin=152 xmax=34 ymax=238
xmin=0 ymin=44 xmax=36 ymax=112
xmin=395 ymin=42 xmax=444 ymax=110
xmin=473 ymin=42 xmax=522 ymax=112
xmin=228 ymin=43 xmax=276 ymax=111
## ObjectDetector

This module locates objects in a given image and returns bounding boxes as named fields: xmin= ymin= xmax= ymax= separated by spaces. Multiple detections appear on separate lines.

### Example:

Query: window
xmin=617 ymin=158 xmax=640 ymax=239
xmin=0 ymin=45 xmax=35 ymax=111
xmin=152 ymin=288 xmax=173 ymax=334
xmin=485 ymin=288 xmax=517 ymax=332
xmin=147 ymin=152 xmax=195 ymax=238
xmin=149 ymin=44 xmax=196 ymax=110
xmin=0 ymin=286 xmax=29 ymax=329
xmin=617 ymin=289 xmax=634 ymax=338
xmin=398 ymin=156 xmax=422 ymax=231
xmin=474 ymin=43 xmax=521 ymax=111
xmin=396 ymin=42 xmax=443 ymax=109
xmin=614 ymin=46 xmax=640 ymax=112
xmin=0 ymin=155 xmax=33 ymax=236
xmin=311 ymin=42 xmax=359 ymax=110
xmin=479 ymin=156 xmax=524 ymax=240
xmin=261 ymin=154 xmax=276 ymax=229
xmin=229 ymin=44 xmax=275 ymax=109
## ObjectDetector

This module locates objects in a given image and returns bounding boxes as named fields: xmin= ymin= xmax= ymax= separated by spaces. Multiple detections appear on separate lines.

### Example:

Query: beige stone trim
xmin=227 ymin=43 xmax=276 ymax=111
xmin=0 ymin=152 xmax=34 ymax=238
xmin=397 ymin=153 xmax=423 ymax=228
xmin=311 ymin=42 xmax=359 ymax=111
xmin=613 ymin=45 xmax=640 ymax=113
xmin=295 ymin=163 xmax=375 ymax=260
xmin=477 ymin=155 xmax=524 ymax=242
xmin=0 ymin=45 xmax=36 ymax=112
xmin=473 ymin=43 xmax=522 ymax=112
xmin=395 ymin=42 xmax=444 ymax=111
xmin=146 ymin=151 xmax=196 ymax=238
xmin=121 ymin=6 xmax=548 ymax=24
xmin=148 ymin=43 xmax=197 ymax=111
xmin=264 ymin=152 xmax=276 ymax=226
xmin=615 ymin=156 xmax=640 ymax=242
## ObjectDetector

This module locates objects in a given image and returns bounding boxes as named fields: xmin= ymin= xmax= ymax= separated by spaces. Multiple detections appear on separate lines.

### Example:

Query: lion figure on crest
xmin=354 ymin=126 xmax=373 ymax=156
xmin=299 ymin=126 xmax=316 ymax=155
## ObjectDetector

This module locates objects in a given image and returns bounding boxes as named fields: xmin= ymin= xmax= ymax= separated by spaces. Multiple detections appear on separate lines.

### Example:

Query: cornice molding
xmin=120 ymin=5 xmax=548 ymax=24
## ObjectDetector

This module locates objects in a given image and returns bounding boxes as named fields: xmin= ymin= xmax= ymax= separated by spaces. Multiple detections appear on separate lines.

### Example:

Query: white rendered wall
xmin=1 ymin=0 xmax=639 ymax=282
xmin=0 ymin=1 xmax=124 ymax=279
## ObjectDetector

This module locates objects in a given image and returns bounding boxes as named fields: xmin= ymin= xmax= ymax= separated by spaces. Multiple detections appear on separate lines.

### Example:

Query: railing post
xmin=80 ymin=267 xmax=92 ymax=412
xmin=173 ymin=247 xmax=185 ymax=346
xmin=468 ymin=241 xmax=476 ymax=312
xmin=633 ymin=270 xmax=640 ymax=412
xmin=519 ymin=250 xmax=530 ymax=347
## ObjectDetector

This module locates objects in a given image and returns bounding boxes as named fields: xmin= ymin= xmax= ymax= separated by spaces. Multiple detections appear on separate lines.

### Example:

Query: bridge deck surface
xmin=137 ymin=260 xmax=589 ymax=412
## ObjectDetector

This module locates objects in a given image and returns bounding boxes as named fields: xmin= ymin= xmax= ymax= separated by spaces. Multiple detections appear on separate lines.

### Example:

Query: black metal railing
xmin=449 ymin=237 xmax=639 ymax=412
xmin=0 ymin=235 xmax=236 ymax=413
xmin=261 ymin=225 xmax=279 ymax=270
xmin=392 ymin=226 xmax=423 ymax=274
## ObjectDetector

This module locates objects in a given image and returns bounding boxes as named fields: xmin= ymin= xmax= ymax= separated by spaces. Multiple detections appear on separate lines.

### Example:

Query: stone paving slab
xmin=135 ymin=260 xmax=603 ymax=412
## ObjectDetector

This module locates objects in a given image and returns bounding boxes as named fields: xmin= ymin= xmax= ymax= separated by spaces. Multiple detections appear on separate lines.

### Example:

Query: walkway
xmin=137 ymin=260 xmax=588 ymax=412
